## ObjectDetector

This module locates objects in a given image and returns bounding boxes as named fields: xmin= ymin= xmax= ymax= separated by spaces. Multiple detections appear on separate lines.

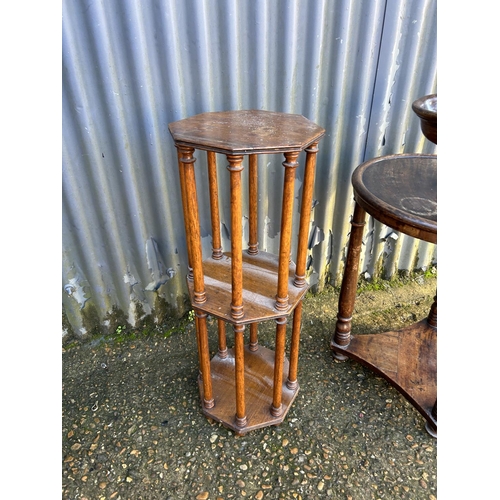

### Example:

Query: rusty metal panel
xmin=62 ymin=0 xmax=437 ymax=338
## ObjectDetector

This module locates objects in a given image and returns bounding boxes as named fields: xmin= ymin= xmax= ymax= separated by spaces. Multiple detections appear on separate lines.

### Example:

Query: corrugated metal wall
xmin=62 ymin=0 xmax=437 ymax=339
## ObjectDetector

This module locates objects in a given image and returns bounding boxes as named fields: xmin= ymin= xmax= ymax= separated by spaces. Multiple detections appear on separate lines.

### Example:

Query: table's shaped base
xmin=332 ymin=319 xmax=436 ymax=434
xmin=198 ymin=345 xmax=300 ymax=434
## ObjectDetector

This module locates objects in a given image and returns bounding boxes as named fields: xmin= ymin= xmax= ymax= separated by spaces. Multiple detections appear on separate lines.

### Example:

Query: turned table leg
xmin=426 ymin=295 xmax=437 ymax=437
xmin=427 ymin=295 xmax=437 ymax=327
xmin=331 ymin=202 xmax=366 ymax=360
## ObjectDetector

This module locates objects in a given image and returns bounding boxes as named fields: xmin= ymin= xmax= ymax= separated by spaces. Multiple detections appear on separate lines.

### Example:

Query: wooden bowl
xmin=412 ymin=94 xmax=437 ymax=145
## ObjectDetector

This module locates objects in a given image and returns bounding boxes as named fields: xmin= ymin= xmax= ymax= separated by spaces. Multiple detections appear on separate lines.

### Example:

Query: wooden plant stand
xmin=169 ymin=110 xmax=325 ymax=434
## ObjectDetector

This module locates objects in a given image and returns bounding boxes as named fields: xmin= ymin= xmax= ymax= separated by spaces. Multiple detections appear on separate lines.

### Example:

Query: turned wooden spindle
xmin=177 ymin=146 xmax=206 ymax=304
xmin=247 ymin=154 xmax=260 ymax=350
xmin=275 ymin=152 xmax=299 ymax=312
xmin=249 ymin=323 xmax=259 ymax=352
xmin=176 ymin=148 xmax=193 ymax=281
xmin=331 ymin=202 xmax=367 ymax=358
xmin=427 ymin=294 xmax=437 ymax=434
xmin=287 ymin=302 xmax=302 ymax=390
xmin=227 ymin=154 xmax=245 ymax=320
xmin=233 ymin=323 xmax=247 ymax=428
xmin=217 ymin=319 xmax=228 ymax=358
xmin=195 ymin=309 xmax=214 ymax=409
xmin=207 ymin=151 xmax=223 ymax=260
xmin=248 ymin=154 xmax=259 ymax=255
xmin=294 ymin=142 xmax=319 ymax=288
xmin=207 ymin=151 xmax=228 ymax=356
xmin=271 ymin=316 xmax=287 ymax=416
xmin=194 ymin=314 xmax=202 ymax=375
xmin=426 ymin=293 xmax=437 ymax=433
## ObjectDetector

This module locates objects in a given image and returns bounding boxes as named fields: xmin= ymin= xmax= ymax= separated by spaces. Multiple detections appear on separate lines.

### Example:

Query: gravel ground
xmin=62 ymin=277 xmax=437 ymax=499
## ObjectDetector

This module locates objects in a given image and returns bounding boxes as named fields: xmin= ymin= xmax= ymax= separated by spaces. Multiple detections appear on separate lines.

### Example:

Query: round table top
xmin=352 ymin=153 xmax=437 ymax=244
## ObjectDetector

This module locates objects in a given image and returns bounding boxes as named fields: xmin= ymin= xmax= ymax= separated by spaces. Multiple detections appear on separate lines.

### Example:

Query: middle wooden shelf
xmin=186 ymin=250 xmax=309 ymax=325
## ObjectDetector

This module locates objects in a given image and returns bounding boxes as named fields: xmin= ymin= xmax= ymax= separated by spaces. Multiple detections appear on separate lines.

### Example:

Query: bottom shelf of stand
xmin=198 ymin=344 xmax=300 ymax=434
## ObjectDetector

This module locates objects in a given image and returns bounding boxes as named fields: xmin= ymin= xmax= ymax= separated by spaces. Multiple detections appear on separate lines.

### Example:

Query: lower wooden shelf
xmin=198 ymin=344 xmax=300 ymax=434
xmin=334 ymin=318 xmax=436 ymax=432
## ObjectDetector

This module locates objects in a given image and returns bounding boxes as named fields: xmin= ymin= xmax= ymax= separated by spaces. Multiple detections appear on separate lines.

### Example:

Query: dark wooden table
xmin=330 ymin=153 xmax=437 ymax=437
xmin=169 ymin=110 xmax=325 ymax=434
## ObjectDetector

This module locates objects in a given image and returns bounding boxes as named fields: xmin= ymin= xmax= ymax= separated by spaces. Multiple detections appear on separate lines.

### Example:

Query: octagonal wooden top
xmin=169 ymin=110 xmax=325 ymax=154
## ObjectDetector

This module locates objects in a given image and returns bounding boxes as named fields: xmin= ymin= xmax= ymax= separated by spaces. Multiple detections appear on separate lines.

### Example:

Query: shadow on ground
xmin=62 ymin=275 xmax=437 ymax=500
